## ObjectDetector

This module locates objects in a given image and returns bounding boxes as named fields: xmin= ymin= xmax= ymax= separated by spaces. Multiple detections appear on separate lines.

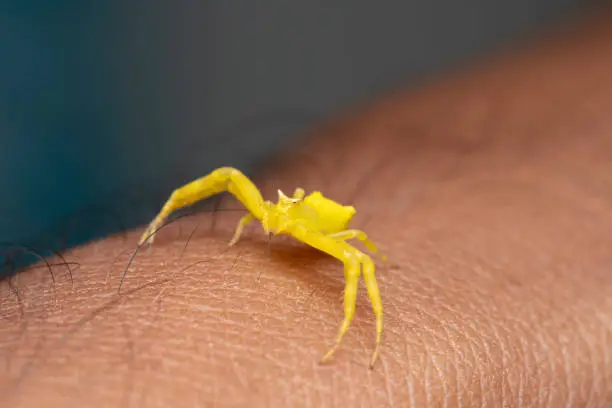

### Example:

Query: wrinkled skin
xmin=3 ymin=10 xmax=612 ymax=407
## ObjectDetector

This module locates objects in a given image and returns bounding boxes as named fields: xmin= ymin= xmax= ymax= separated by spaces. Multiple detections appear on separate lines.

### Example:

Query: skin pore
xmin=3 ymin=9 xmax=612 ymax=407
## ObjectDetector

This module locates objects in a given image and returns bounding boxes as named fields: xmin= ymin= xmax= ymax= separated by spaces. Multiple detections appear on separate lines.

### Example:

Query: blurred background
xmin=0 ymin=1 xmax=590 ymax=274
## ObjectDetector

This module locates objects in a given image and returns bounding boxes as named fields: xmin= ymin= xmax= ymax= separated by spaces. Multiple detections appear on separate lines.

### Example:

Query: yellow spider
xmin=138 ymin=167 xmax=385 ymax=367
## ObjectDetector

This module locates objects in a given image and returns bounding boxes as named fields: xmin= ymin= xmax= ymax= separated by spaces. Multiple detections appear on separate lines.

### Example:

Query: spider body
xmin=139 ymin=167 xmax=384 ymax=367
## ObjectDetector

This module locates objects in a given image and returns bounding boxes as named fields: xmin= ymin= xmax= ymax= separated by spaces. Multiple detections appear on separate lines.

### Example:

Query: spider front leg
xmin=228 ymin=213 xmax=255 ymax=247
xmin=228 ymin=199 xmax=277 ymax=247
xmin=289 ymin=224 xmax=384 ymax=368
xmin=139 ymin=167 xmax=266 ymax=246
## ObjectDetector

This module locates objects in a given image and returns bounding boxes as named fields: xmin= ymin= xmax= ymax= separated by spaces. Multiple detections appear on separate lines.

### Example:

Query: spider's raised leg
xmin=139 ymin=167 xmax=267 ymax=246
xmin=327 ymin=229 xmax=387 ymax=261
xmin=288 ymin=224 xmax=383 ymax=367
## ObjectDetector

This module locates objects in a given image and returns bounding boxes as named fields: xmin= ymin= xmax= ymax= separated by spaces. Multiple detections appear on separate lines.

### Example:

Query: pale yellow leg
xmin=360 ymin=253 xmax=383 ymax=368
xmin=228 ymin=213 xmax=255 ymax=247
xmin=327 ymin=229 xmax=387 ymax=262
xmin=139 ymin=167 xmax=267 ymax=246
xmin=288 ymin=224 xmax=383 ymax=367
xmin=321 ymin=255 xmax=360 ymax=363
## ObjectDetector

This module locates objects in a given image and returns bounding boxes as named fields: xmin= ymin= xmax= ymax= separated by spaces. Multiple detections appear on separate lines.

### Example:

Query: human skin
xmin=3 ymin=9 xmax=612 ymax=408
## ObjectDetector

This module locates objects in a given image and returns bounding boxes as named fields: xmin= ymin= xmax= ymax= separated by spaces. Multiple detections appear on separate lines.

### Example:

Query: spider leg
xmin=288 ymin=224 xmax=383 ymax=367
xmin=327 ymin=229 xmax=387 ymax=261
xmin=228 ymin=213 xmax=255 ymax=247
xmin=360 ymin=251 xmax=383 ymax=367
xmin=139 ymin=167 xmax=267 ymax=246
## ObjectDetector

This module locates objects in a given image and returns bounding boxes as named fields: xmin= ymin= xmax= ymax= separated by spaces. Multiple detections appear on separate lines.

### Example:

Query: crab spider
xmin=138 ymin=167 xmax=385 ymax=367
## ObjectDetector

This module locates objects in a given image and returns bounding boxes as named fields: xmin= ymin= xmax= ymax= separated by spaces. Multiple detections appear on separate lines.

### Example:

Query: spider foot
xmin=139 ymin=215 xmax=165 ymax=246
xmin=227 ymin=236 xmax=239 ymax=247
xmin=369 ymin=342 xmax=381 ymax=369
xmin=319 ymin=320 xmax=350 ymax=365
xmin=320 ymin=342 xmax=341 ymax=364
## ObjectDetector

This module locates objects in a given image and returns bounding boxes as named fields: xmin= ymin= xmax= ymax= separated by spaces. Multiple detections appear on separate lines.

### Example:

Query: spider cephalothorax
xmin=133 ymin=167 xmax=385 ymax=367
xmin=267 ymin=188 xmax=356 ymax=235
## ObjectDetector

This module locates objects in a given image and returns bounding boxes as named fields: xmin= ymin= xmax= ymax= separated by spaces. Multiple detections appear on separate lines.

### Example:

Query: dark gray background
xmin=0 ymin=1 xmax=584 ymax=267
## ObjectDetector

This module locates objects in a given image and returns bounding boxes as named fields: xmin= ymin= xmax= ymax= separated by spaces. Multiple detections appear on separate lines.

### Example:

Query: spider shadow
xmin=256 ymin=237 xmax=386 ymax=362
xmin=240 ymin=235 xmax=378 ymax=317
xmin=268 ymin=241 xmax=342 ymax=286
